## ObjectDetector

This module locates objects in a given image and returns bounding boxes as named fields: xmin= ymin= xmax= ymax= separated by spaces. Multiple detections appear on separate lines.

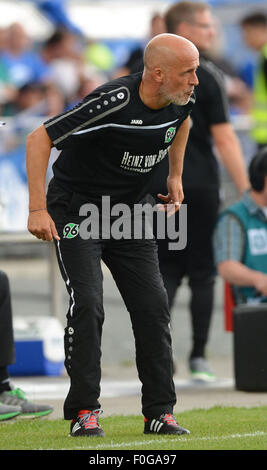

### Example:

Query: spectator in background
xmin=0 ymin=28 xmax=17 ymax=115
xmin=43 ymin=83 xmax=65 ymax=117
xmin=115 ymin=13 xmax=166 ymax=77
xmin=0 ymin=271 xmax=54 ymax=420
xmin=65 ymin=73 xmax=107 ymax=110
xmin=0 ymin=25 xmax=67 ymax=232
xmin=40 ymin=29 xmax=88 ymax=106
xmin=11 ymin=82 xmax=45 ymax=115
xmin=149 ymin=1 xmax=249 ymax=382
xmin=203 ymin=18 xmax=252 ymax=115
xmin=240 ymin=12 xmax=267 ymax=149
xmin=0 ymin=23 xmax=50 ymax=89
xmin=213 ymin=147 xmax=267 ymax=305
xmin=7 ymin=82 xmax=64 ymax=118
xmin=0 ymin=27 xmax=8 ymax=53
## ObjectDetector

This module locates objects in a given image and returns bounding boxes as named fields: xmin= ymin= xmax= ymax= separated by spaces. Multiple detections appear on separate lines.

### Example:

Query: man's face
xmin=161 ymin=55 xmax=199 ymax=106
xmin=177 ymin=9 xmax=216 ymax=52
xmin=242 ymin=25 xmax=266 ymax=51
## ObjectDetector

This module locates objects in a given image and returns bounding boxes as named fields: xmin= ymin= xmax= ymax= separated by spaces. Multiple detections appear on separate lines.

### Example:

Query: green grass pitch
xmin=0 ymin=406 xmax=267 ymax=451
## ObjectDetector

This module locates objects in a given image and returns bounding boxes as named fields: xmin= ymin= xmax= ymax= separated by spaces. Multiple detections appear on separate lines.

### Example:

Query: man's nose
xmin=191 ymin=72 xmax=199 ymax=86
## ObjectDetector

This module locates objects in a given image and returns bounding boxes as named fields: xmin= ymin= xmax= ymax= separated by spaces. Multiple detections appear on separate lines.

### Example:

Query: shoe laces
xmin=78 ymin=409 xmax=103 ymax=429
xmin=160 ymin=413 xmax=178 ymax=426
xmin=8 ymin=388 xmax=27 ymax=401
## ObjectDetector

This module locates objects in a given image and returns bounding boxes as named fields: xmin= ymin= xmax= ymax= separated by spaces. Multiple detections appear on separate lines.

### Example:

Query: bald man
xmin=26 ymin=33 xmax=199 ymax=438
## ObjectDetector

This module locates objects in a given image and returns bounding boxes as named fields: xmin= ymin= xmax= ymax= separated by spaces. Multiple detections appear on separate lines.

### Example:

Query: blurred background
xmin=1 ymin=0 xmax=265 ymax=232
xmin=0 ymin=0 xmax=266 ymax=379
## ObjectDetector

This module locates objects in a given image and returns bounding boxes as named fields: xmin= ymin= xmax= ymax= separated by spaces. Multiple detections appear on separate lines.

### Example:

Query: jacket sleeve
xmin=44 ymin=85 xmax=130 ymax=149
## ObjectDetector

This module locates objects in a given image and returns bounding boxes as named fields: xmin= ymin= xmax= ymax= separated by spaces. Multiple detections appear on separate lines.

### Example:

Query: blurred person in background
xmin=0 ymin=23 xmax=50 ymax=89
xmin=240 ymin=12 xmax=267 ymax=149
xmin=0 ymin=271 xmax=53 ymax=420
xmin=213 ymin=147 xmax=267 ymax=305
xmin=115 ymin=13 xmax=166 ymax=77
xmin=13 ymin=82 xmax=64 ymax=118
xmin=40 ymin=28 xmax=107 ymax=108
xmin=0 ymin=78 xmax=65 ymax=231
xmin=65 ymin=73 xmax=107 ymax=110
xmin=43 ymin=83 xmax=65 ymax=117
xmin=202 ymin=18 xmax=252 ymax=115
xmin=0 ymin=24 xmax=67 ymax=233
xmin=0 ymin=27 xmax=17 ymax=115
xmin=3 ymin=82 xmax=65 ymax=150
xmin=149 ymin=1 xmax=249 ymax=381
xmin=40 ymin=28 xmax=85 ymax=106
xmin=9 ymin=82 xmax=45 ymax=116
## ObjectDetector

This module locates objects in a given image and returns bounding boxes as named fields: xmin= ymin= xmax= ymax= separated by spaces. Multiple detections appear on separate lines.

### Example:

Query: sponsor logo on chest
xmin=120 ymin=147 xmax=170 ymax=173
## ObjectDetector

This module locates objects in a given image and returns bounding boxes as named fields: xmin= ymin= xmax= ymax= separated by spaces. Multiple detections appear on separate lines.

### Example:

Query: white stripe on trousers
xmin=56 ymin=240 xmax=75 ymax=317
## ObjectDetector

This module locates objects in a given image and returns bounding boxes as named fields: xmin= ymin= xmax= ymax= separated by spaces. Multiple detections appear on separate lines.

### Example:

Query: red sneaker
xmin=70 ymin=409 xmax=105 ymax=437
xmin=144 ymin=413 xmax=190 ymax=435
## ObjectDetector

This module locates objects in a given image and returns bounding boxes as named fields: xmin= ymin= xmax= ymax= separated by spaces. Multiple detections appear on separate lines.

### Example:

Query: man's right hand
xmin=28 ymin=210 xmax=60 ymax=242
xmin=253 ymin=272 xmax=267 ymax=297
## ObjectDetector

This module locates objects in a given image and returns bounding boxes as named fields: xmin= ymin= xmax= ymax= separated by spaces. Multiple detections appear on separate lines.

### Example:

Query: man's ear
xmin=152 ymin=67 xmax=164 ymax=83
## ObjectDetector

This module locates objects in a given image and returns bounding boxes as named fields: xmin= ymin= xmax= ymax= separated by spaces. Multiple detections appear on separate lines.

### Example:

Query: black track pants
xmin=155 ymin=187 xmax=220 ymax=359
xmin=47 ymin=180 xmax=176 ymax=420
xmin=0 ymin=271 xmax=15 ymax=368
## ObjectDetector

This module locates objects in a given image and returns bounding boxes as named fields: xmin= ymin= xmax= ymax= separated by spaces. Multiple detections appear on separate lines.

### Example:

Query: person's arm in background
xmin=26 ymin=124 xmax=60 ymax=242
xmin=213 ymin=213 xmax=267 ymax=296
xmin=211 ymin=122 xmax=250 ymax=194
xmin=200 ymin=62 xmax=250 ymax=195
xmin=218 ymin=260 xmax=267 ymax=296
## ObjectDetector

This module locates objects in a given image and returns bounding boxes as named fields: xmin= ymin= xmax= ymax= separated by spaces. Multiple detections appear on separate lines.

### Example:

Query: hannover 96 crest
xmin=165 ymin=127 xmax=176 ymax=143
xmin=63 ymin=223 xmax=79 ymax=239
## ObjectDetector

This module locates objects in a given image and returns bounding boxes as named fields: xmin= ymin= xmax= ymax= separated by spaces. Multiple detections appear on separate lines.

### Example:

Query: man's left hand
xmin=157 ymin=176 xmax=184 ymax=216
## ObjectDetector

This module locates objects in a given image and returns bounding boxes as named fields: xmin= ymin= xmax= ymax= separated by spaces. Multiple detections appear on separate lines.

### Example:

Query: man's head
xmin=249 ymin=147 xmax=267 ymax=199
xmin=7 ymin=23 xmax=30 ymax=54
xmin=143 ymin=33 xmax=199 ymax=107
xmin=165 ymin=1 xmax=215 ymax=52
xmin=240 ymin=13 xmax=267 ymax=51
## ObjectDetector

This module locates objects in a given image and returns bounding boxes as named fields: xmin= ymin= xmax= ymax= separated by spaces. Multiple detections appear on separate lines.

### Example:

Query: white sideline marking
xmin=13 ymin=377 xmax=234 ymax=400
xmin=73 ymin=431 xmax=266 ymax=450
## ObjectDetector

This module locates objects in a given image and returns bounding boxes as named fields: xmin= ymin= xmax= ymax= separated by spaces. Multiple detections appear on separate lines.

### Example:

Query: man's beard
xmin=168 ymin=93 xmax=191 ymax=106
xmin=161 ymin=83 xmax=192 ymax=106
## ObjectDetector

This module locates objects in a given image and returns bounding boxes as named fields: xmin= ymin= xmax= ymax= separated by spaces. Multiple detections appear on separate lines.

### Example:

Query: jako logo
xmin=131 ymin=119 xmax=143 ymax=125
